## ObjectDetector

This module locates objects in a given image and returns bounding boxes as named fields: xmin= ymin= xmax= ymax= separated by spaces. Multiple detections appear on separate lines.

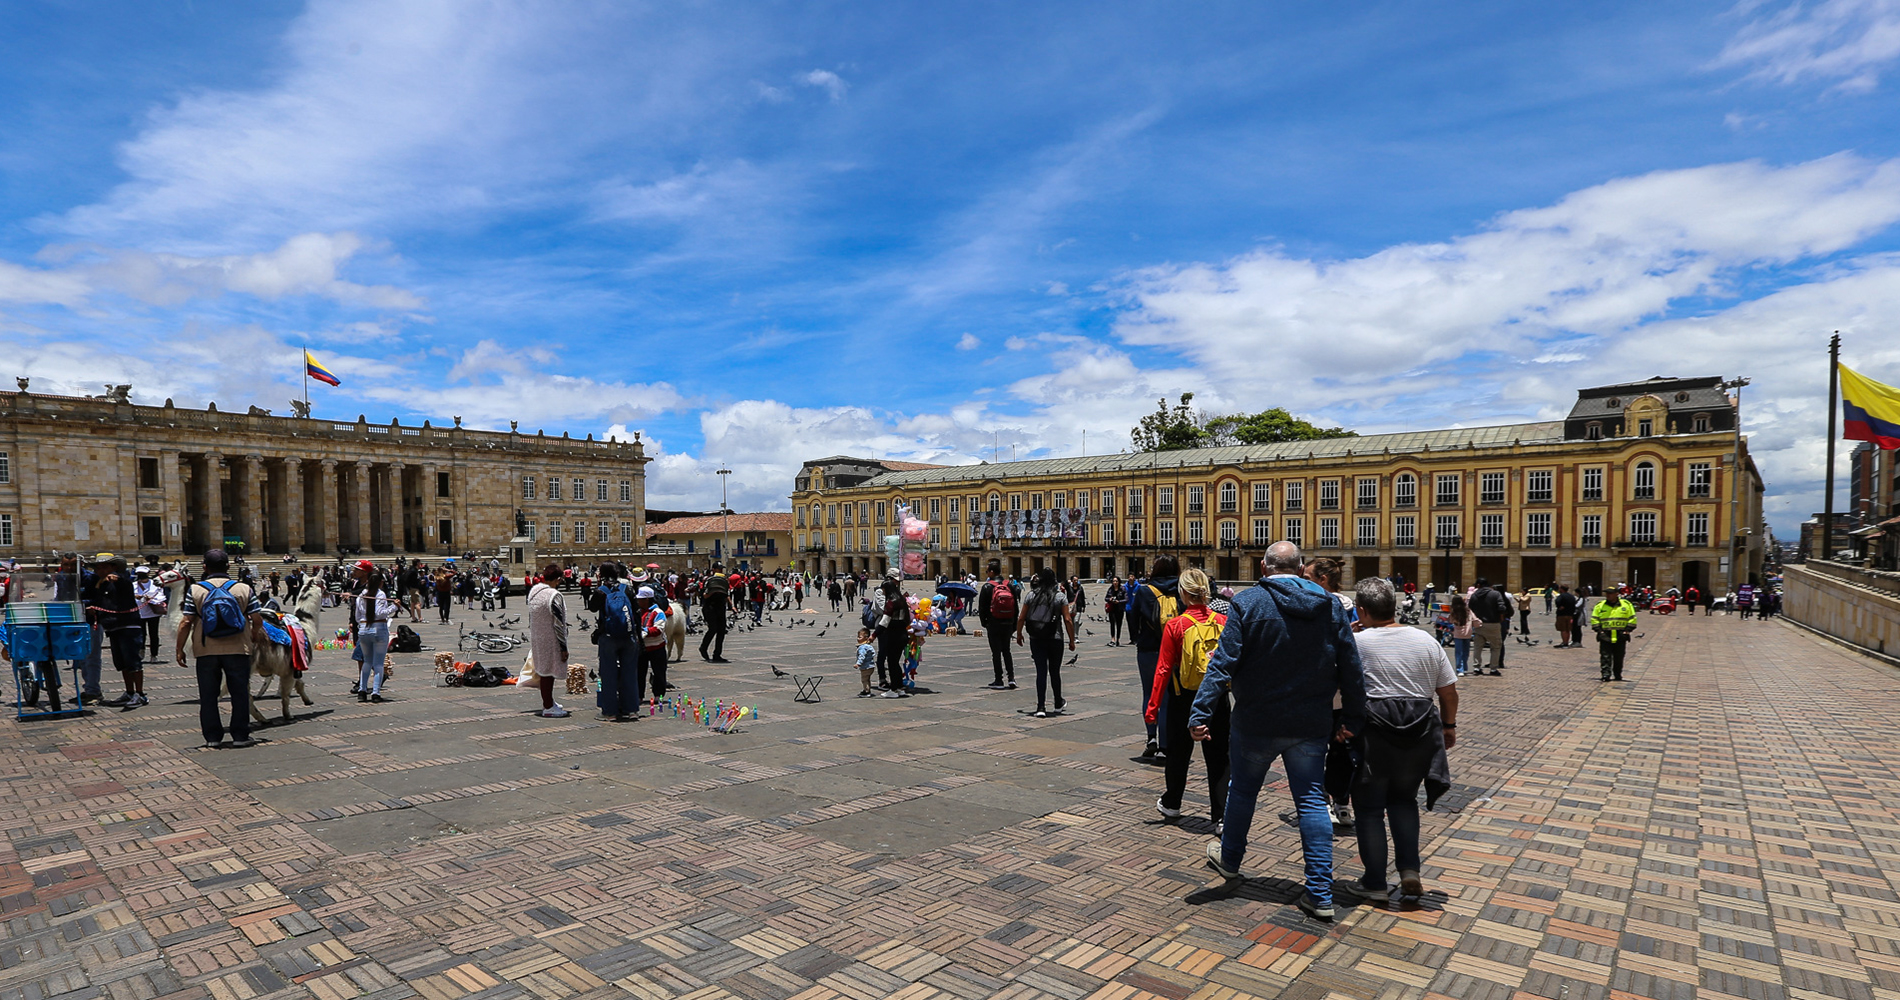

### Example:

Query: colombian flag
xmin=1842 ymin=364 xmax=1900 ymax=449
xmin=305 ymin=350 xmax=340 ymax=387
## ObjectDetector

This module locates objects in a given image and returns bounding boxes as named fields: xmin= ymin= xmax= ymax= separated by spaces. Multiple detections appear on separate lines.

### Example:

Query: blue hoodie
xmin=1189 ymin=575 xmax=1366 ymax=740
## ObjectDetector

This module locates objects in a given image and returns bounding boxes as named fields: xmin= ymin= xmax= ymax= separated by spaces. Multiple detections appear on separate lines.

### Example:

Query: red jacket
xmin=1145 ymin=606 xmax=1225 ymax=725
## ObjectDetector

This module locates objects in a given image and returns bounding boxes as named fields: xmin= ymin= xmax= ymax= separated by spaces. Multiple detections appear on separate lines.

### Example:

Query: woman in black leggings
xmin=1104 ymin=576 xmax=1126 ymax=646
xmin=874 ymin=578 xmax=910 ymax=697
xmin=1015 ymin=567 xmax=1076 ymax=718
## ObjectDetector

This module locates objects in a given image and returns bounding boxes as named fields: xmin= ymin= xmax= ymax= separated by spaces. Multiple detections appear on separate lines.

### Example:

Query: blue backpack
xmin=599 ymin=583 xmax=634 ymax=639
xmin=200 ymin=580 xmax=248 ymax=638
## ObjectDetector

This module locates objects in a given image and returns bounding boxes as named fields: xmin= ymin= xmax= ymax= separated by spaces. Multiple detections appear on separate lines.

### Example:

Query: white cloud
xmin=955 ymin=333 xmax=981 ymax=350
xmin=800 ymin=69 xmax=849 ymax=102
xmin=590 ymin=162 xmax=776 ymax=224
xmin=1715 ymin=0 xmax=1900 ymax=92
xmin=1118 ymin=154 xmax=1900 ymax=400
xmin=2 ymin=231 xmax=419 ymax=311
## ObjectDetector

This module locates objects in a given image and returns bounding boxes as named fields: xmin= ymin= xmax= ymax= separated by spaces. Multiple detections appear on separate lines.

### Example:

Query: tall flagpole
xmin=1823 ymin=332 xmax=1841 ymax=562
xmin=302 ymin=343 xmax=310 ymax=415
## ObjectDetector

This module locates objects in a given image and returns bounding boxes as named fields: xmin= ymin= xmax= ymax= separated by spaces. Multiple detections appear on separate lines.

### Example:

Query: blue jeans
xmin=597 ymin=633 xmax=642 ymax=716
xmin=751 ymin=600 xmax=764 ymax=624
xmin=356 ymin=623 xmax=389 ymax=696
xmin=1452 ymin=638 xmax=1469 ymax=673
xmin=1222 ymin=733 xmax=1332 ymax=904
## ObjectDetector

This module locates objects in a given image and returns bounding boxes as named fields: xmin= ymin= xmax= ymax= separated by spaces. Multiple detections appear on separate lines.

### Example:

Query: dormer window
xmin=1693 ymin=413 xmax=1710 ymax=433
xmin=1606 ymin=398 xmax=1621 ymax=408
xmin=1637 ymin=418 xmax=1653 ymax=437
xmin=1586 ymin=422 xmax=1603 ymax=440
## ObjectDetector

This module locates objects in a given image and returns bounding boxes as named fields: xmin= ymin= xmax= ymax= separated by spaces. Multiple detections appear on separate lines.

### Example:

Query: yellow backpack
xmin=1146 ymin=584 xmax=1179 ymax=626
xmin=1175 ymin=613 xmax=1225 ymax=694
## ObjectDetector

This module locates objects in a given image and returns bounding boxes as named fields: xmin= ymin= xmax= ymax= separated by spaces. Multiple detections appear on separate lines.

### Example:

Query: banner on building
xmin=968 ymin=507 xmax=1090 ymax=541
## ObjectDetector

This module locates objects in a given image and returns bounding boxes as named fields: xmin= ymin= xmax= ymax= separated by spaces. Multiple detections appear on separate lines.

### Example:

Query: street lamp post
xmin=1441 ymin=534 xmax=1461 ymax=593
xmin=717 ymin=468 xmax=732 ymax=571
xmin=1721 ymin=376 xmax=1752 ymax=590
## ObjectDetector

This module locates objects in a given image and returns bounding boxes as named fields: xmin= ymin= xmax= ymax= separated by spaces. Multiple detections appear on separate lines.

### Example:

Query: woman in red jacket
xmin=1146 ymin=568 xmax=1230 ymax=831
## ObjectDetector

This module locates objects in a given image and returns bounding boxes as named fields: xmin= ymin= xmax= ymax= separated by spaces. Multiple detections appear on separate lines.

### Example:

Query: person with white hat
xmin=635 ymin=585 xmax=670 ymax=702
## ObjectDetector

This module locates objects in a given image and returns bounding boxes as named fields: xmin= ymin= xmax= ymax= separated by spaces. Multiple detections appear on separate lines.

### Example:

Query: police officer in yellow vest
xmin=1589 ymin=589 xmax=1638 ymax=682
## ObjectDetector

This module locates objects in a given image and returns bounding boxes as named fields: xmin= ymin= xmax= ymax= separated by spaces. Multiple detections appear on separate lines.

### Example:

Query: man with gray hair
xmin=1338 ymin=577 xmax=1457 ymax=904
xmin=1191 ymin=541 xmax=1365 ymax=921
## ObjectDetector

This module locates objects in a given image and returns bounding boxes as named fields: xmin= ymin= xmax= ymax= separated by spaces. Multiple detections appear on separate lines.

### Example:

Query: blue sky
xmin=4 ymin=1 xmax=1900 ymax=531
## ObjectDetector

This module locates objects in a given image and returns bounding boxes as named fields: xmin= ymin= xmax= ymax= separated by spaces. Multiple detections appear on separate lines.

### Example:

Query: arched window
xmin=1218 ymin=480 xmax=1238 ymax=513
xmin=1394 ymin=473 xmax=1417 ymax=507
xmin=1633 ymin=461 xmax=1656 ymax=500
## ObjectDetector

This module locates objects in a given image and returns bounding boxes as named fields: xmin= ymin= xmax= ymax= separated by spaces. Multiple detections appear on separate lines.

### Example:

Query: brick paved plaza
xmin=5 ymin=595 xmax=1899 ymax=1000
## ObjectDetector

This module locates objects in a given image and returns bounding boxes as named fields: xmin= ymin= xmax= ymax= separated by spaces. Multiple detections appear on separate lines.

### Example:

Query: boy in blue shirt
xmin=855 ymin=627 xmax=876 ymax=698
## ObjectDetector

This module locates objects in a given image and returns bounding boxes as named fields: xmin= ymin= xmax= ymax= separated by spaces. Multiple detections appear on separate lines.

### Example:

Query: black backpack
xmin=391 ymin=624 xmax=422 ymax=653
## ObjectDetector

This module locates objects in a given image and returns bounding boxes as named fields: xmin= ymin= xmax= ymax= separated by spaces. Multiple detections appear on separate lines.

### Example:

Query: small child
xmin=855 ymin=628 xmax=876 ymax=697
xmin=904 ymin=602 xmax=929 ymax=690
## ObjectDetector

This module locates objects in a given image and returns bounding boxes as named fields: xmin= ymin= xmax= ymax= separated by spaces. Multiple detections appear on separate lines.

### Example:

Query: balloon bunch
xmin=892 ymin=503 xmax=930 ymax=576
xmin=312 ymin=638 xmax=347 ymax=651
xmin=651 ymin=694 xmax=755 ymax=733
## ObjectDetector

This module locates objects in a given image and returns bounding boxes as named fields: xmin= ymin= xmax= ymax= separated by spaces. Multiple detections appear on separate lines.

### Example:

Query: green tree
xmin=1204 ymin=407 xmax=1356 ymax=446
xmin=1129 ymin=393 xmax=1210 ymax=452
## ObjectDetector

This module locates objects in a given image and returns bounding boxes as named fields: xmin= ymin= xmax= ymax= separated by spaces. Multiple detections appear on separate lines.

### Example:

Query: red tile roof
xmin=647 ymin=513 xmax=793 ymax=537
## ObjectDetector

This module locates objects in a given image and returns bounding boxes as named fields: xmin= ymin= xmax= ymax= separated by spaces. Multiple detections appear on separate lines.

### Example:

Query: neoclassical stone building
xmin=0 ymin=389 xmax=648 ymax=562
xmin=792 ymin=376 xmax=1768 ymax=593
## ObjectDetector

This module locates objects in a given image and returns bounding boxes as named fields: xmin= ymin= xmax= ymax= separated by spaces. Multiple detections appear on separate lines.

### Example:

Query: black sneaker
xmin=1005 ymin=681 xmax=1017 ymax=690
xmin=1296 ymin=893 xmax=1335 ymax=921
xmin=984 ymin=681 xmax=1007 ymax=690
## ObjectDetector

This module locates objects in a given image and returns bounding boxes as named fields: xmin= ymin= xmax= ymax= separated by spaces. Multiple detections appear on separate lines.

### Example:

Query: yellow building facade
xmin=790 ymin=377 xmax=1767 ymax=594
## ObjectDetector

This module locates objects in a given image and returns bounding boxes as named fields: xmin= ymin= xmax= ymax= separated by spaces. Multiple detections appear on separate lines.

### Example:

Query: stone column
xmin=422 ymin=463 xmax=440 ymax=552
xmin=283 ymin=459 xmax=305 ymax=553
xmin=203 ymin=452 xmax=225 ymax=550
xmin=160 ymin=450 xmax=183 ymax=553
xmin=317 ymin=459 xmax=338 ymax=554
xmin=353 ymin=462 xmax=372 ymax=553
xmin=242 ymin=454 xmax=266 ymax=554
xmin=388 ymin=462 xmax=406 ymax=551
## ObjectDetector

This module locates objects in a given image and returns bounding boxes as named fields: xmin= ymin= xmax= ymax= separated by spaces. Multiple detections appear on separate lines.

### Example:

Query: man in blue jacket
xmin=1191 ymin=541 xmax=1365 ymax=921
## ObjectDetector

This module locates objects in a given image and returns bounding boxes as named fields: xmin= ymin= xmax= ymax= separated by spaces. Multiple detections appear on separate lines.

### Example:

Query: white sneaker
xmin=1156 ymin=799 xmax=1183 ymax=820
xmin=540 ymin=704 xmax=571 ymax=718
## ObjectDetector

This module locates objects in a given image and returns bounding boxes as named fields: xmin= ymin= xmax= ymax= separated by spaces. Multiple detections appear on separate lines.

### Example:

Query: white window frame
xmin=1435 ymin=473 xmax=1460 ymax=507
xmin=1284 ymin=517 xmax=1304 ymax=547
xmin=1687 ymin=511 xmax=1710 ymax=547
xmin=1394 ymin=473 xmax=1416 ymax=508
xmin=522 ymin=475 xmax=537 ymax=500
xmin=1318 ymin=516 xmax=1340 ymax=548
xmin=1251 ymin=518 xmax=1271 ymax=546
xmin=1394 ymin=515 xmax=1416 ymax=548
xmin=1158 ymin=486 xmax=1175 ymax=516
xmin=620 ymin=480 xmax=633 ymax=502
xmin=1633 ymin=462 xmax=1656 ymax=500
xmin=0 ymin=512 xmax=11 ymax=547
xmin=1480 ymin=471 xmax=1506 ymax=505
xmin=598 ymin=520 xmax=610 ymax=543
xmin=621 ymin=522 xmax=634 ymax=544
xmin=1126 ymin=521 xmax=1142 ymax=545
xmin=1581 ymin=514 xmax=1603 ymax=548
xmin=1434 ymin=514 xmax=1460 ymax=548
xmin=597 ymin=479 xmax=609 ymax=502
xmin=548 ymin=477 xmax=562 ymax=501
xmin=1219 ymin=481 xmax=1238 ymax=513
xmin=1074 ymin=490 xmax=1088 ymax=512
xmin=1355 ymin=515 xmax=1378 ymax=547
xmin=1582 ymin=467 xmax=1604 ymax=501
xmin=1318 ymin=479 xmax=1340 ymax=511
xmin=1629 ymin=511 xmax=1658 ymax=543
xmin=1284 ymin=480 xmax=1304 ymax=512
xmin=1127 ymin=487 xmax=1145 ymax=515
xmin=1101 ymin=522 xmax=1116 ymax=545
xmin=1218 ymin=520 xmax=1238 ymax=546
xmin=572 ymin=478 xmax=585 ymax=502
xmin=1187 ymin=519 xmax=1204 ymax=544
xmin=1479 ymin=512 xmax=1505 ymax=548
xmin=1356 ymin=477 xmax=1378 ymax=509
xmin=1526 ymin=512 xmax=1552 ymax=547
xmin=0 ymin=451 xmax=9 ymax=485
xmin=1687 ymin=462 xmax=1712 ymax=498
xmin=547 ymin=521 xmax=561 ymax=544
xmin=574 ymin=520 xmax=587 ymax=544
xmin=1186 ymin=485 xmax=1204 ymax=515
xmin=949 ymin=526 xmax=960 ymax=548
xmin=1252 ymin=481 xmax=1272 ymax=512
xmin=1158 ymin=520 xmax=1176 ymax=545
xmin=1526 ymin=469 xmax=1553 ymax=503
